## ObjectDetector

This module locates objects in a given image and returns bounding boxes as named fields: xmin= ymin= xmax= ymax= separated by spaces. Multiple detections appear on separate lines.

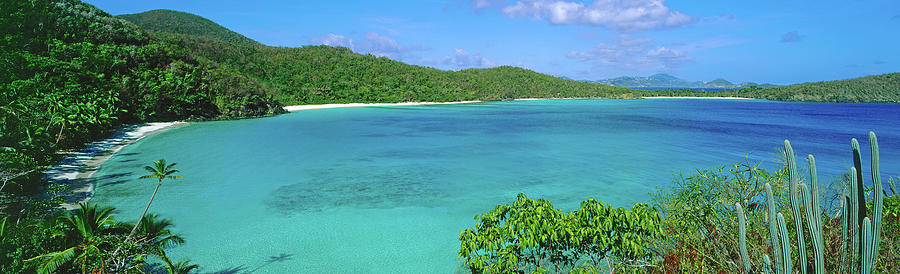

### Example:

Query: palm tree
xmin=27 ymin=202 xmax=117 ymax=274
xmin=138 ymin=214 xmax=185 ymax=256
xmin=161 ymin=256 xmax=199 ymax=274
xmin=127 ymin=159 xmax=182 ymax=239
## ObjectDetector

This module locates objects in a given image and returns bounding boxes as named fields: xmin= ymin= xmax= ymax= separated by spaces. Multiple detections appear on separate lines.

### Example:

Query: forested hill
xmin=729 ymin=73 xmax=900 ymax=103
xmin=118 ymin=10 xmax=636 ymax=105
xmin=636 ymin=73 xmax=900 ymax=103
xmin=1 ymin=0 xmax=284 ymax=199
xmin=118 ymin=9 xmax=260 ymax=46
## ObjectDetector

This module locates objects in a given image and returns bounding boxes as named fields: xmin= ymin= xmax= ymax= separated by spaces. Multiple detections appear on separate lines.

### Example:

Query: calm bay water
xmin=90 ymin=99 xmax=900 ymax=272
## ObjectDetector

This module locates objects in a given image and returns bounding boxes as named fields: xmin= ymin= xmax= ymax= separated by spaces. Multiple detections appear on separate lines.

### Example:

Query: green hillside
xmin=732 ymin=73 xmax=900 ymax=103
xmin=134 ymin=31 xmax=635 ymax=106
xmin=1 ymin=0 xmax=283 ymax=199
xmin=118 ymin=9 xmax=260 ymax=46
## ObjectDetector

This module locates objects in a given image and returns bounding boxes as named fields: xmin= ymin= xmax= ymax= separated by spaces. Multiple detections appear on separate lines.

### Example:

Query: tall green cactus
xmin=801 ymin=183 xmax=824 ymax=273
xmin=736 ymin=202 xmax=750 ymax=273
xmin=783 ymin=140 xmax=807 ymax=273
xmin=849 ymin=167 xmax=861 ymax=264
xmin=869 ymin=132 xmax=884 ymax=268
xmin=852 ymin=138 xmax=868 ymax=229
xmin=736 ymin=133 xmax=886 ymax=274
xmin=808 ymin=155 xmax=822 ymax=227
xmin=862 ymin=217 xmax=874 ymax=273
xmin=776 ymin=213 xmax=791 ymax=273
xmin=888 ymin=178 xmax=898 ymax=197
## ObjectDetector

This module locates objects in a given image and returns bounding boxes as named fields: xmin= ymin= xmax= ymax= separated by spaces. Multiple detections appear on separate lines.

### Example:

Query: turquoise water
xmin=90 ymin=99 xmax=900 ymax=272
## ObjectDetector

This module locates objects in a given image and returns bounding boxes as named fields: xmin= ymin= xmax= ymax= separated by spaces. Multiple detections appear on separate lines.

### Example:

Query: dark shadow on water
xmin=99 ymin=179 xmax=130 ymax=187
xmin=118 ymin=158 xmax=138 ymax=163
xmin=266 ymin=253 xmax=293 ymax=263
xmin=211 ymin=265 xmax=246 ymax=274
xmin=118 ymin=152 xmax=139 ymax=156
xmin=96 ymin=172 xmax=133 ymax=180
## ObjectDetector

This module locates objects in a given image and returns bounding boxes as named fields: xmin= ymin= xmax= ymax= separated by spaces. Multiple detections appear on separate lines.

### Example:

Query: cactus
xmin=783 ymin=140 xmax=808 ymax=273
xmin=851 ymin=139 xmax=868 ymax=227
xmin=801 ymin=183 xmax=824 ymax=273
xmin=849 ymin=167 xmax=861 ymax=263
xmin=736 ymin=133 xmax=886 ymax=274
xmin=869 ymin=132 xmax=884 ymax=267
xmin=808 ymin=155 xmax=822 ymax=227
xmin=862 ymin=217 xmax=874 ymax=273
xmin=765 ymin=183 xmax=782 ymax=273
xmin=776 ymin=213 xmax=791 ymax=273
xmin=736 ymin=202 xmax=750 ymax=273
xmin=889 ymin=177 xmax=899 ymax=197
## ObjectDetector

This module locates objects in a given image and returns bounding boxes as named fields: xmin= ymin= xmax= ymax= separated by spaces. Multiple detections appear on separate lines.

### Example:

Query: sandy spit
xmin=283 ymin=101 xmax=482 ymax=112
xmin=44 ymin=122 xmax=188 ymax=210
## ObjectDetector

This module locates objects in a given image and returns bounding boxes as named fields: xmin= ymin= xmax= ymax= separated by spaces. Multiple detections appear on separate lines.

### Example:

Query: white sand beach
xmin=642 ymin=96 xmax=753 ymax=100
xmin=283 ymin=101 xmax=481 ymax=112
xmin=513 ymin=98 xmax=591 ymax=101
xmin=45 ymin=122 xmax=188 ymax=210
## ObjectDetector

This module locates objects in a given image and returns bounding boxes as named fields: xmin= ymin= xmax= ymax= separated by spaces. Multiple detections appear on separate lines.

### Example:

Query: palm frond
xmin=0 ymin=216 xmax=7 ymax=240
xmin=27 ymin=247 xmax=77 ymax=274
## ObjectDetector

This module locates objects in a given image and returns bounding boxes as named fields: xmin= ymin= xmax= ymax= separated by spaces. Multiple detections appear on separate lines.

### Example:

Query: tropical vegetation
xmin=2 ymin=0 xmax=900 ymax=272
xmin=459 ymin=132 xmax=900 ymax=273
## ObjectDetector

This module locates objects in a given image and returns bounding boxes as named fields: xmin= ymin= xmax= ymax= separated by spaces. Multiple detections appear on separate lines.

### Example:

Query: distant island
xmin=590 ymin=73 xmax=778 ymax=89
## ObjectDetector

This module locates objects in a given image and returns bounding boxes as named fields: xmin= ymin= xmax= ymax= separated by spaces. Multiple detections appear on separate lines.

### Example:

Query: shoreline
xmin=45 ymin=122 xmax=188 ymax=210
xmin=282 ymin=100 xmax=482 ymax=111
xmin=641 ymin=96 xmax=753 ymax=100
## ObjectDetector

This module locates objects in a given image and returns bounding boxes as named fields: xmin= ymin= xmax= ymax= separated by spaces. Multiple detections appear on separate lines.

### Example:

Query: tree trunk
xmin=127 ymin=180 xmax=162 ymax=239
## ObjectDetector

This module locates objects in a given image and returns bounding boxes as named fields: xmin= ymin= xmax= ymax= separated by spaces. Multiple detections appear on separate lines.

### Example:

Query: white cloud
xmin=471 ymin=0 xmax=507 ymax=9
xmin=362 ymin=32 xmax=403 ymax=58
xmin=502 ymin=0 xmax=692 ymax=32
xmin=309 ymin=32 xmax=428 ymax=61
xmin=567 ymin=35 xmax=690 ymax=71
xmin=442 ymin=49 xmax=497 ymax=68
xmin=310 ymin=33 xmax=354 ymax=48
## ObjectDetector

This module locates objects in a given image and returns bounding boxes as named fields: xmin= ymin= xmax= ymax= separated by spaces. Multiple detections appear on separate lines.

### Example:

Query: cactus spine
xmin=736 ymin=202 xmax=750 ymax=273
xmin=783 ymin=140 xmax=807 ymax=273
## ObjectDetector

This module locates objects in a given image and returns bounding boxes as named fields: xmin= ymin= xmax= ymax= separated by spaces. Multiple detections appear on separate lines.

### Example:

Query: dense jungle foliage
xmin=120 ymin=9 xmax=637 ymax=105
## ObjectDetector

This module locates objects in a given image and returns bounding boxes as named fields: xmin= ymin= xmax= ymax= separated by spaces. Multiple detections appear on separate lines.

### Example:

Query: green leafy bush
xmin=458 ymin=193 xmax=663 ymax=273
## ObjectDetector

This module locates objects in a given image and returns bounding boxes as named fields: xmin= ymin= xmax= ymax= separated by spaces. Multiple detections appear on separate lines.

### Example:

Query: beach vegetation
xmin=461 ymin=133 xmax=900 ymax=273
xmin=458 ymin=194 xmax=663 ymax=272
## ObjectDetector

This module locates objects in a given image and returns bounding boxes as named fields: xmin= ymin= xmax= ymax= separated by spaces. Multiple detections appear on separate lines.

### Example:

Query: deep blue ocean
xmin=89 ymin=99 xmax=900 ymax=272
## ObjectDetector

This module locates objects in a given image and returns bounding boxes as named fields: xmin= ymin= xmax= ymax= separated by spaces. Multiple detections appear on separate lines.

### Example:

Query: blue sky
xmin=87 ymin=0 xmax=899 ymax=85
